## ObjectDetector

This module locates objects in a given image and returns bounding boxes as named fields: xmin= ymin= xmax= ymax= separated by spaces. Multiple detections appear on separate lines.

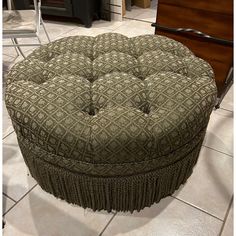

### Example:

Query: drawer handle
xmin=174 ymin=28 xmax=211 ymax=38
xmin=151 ymin=23 xmax=233 ymax=46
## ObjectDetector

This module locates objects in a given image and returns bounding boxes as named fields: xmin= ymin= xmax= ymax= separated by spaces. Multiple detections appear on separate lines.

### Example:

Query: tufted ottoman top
xmin=6 ymin=33 xmax=217 ymax=177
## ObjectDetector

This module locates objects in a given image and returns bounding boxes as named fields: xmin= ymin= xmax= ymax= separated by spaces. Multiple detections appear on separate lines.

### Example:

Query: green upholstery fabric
xmin=5 ymin=33 xmax=217 ymax=212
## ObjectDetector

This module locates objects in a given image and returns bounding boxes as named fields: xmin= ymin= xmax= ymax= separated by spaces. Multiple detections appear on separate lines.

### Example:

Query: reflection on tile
xmin=3 ymin=132 xmax=37 ymax=201
xmin=36 ymin=20 xmax=78 ymax=42
xmin=135 ymin=8 xmax=157 ymax=22
xmin=221 ymin=85 xmax=233 ymax=112
xmin=103 ymin=197 xmax=222 ymax=236
xmin=173 ymin=147 xmax=233 ymax=220
xmin=221 ymin=201 xmax=233 ymax=236
xmin=4 ymin=185 xmax=114 ymax=236
xmin=150 ymin=0 xmax=158 ymax=9
xmin=124 ymin=0 xmax=157 ymax=20
xmin=112 ymin=20 xmax=154 ymax=37
xmin=3 ymin=195 xmax=15 ymax=215
xmin=203 ymin=109 xmax=233 ymax=156
xmin=2 ymin=101 xmax=14 ymax=139
xmin=124 ymin=6 xmax=144 ymax=19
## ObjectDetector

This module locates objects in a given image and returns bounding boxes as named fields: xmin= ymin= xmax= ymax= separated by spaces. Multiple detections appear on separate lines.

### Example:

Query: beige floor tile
xmin=4 ymin=185 xmax=114 ymax=236
xmin=173 ymin=146 xmax=233 ymax=220
xmin=2 ymin=101 xmax=14 ymax=139
xmin=3 ymin=38 xmax=37 ymax=59
xmin=112 ymin=20 xmax=155 ymax=37
xmin=3 ymin=132 xmax=37 ymax=201
xmin=2 ymin=53 xmax=19 ymax=71
xmin=51 ymin=19 xmax=126 ymax=40
xmin=220 ymin=86 xmax=233 ymax=112
xmin=124 ymin=0 xmax=157 ymax=20
xmin=150 ymin=0 xmax=158 ymax=9
xmin=3 ymin=39 xmax=20 ymax=58
xmin=92 ymin=20 xmax=124 ymax=30
xmin=203 ymin=109 xmax=233 ymax=156
xmin=221 ymin=201 xmax=233 ymax=236
xmin=35 ymin=20 xmax=78 ymax=42
xmin=124 ymin=6 xmax=145 ymax=19
xmin=55 ymin=27 xmax=112 ymax=40
xmin=134 ymin=8 xmax=157 ymax=22
xmin=3 ymin=47 xmax=34 ymax=65
xmin=103 ymin=197 xmax=222 ymax=236
xmin=3 ymin=195 xmax=15 ymax=215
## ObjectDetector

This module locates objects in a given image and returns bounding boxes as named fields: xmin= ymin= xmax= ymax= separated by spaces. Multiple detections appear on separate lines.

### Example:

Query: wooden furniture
xmin=152 ymin=0 xmax=233 ymax=107
xmin=133 ymin=0 xmax=150 ymax=8
xmin=122 ymin=0 xmax=126 ymax=16
xmin=12 ymin=0 xmax=111 ymax=28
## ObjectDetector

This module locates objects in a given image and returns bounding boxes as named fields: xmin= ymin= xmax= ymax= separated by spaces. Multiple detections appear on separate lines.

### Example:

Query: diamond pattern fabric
xmin=131 ymin=34 xmax=194 ymax=57
xmin=92 ymin=72 xmax=147 ymax=113
xmin=5 ymin=33 xmax=217 ymax=212
xmin=5 ymin=32 xmax=217 ymax=175
xmin=93 ymin=51 xmax=139 ymax=79
xmin=42 ymin=52 xmax=93 ymax=81
xmin=93 ymin=33 xmax=133 ymax=58
xmin=138 ymin=50 xmax=187 ymax=78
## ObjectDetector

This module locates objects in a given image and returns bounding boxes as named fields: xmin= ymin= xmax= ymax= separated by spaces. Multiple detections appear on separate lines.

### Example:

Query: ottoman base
xmin=19 ymin=140 xmax=202 ymax=213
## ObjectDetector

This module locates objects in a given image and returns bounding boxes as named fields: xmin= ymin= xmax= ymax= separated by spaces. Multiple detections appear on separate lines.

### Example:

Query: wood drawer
xmin=155 ymin=30 xmax=233 ymax=96
xmin=157 ymin=3 xmax=233 ymax=40
xmin=158 ymin=0 xmax=233 ymax=15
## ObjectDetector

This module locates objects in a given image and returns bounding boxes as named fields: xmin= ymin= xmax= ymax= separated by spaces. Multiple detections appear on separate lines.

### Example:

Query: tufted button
xmin=92 ymin=72 xmax=146 ymax=114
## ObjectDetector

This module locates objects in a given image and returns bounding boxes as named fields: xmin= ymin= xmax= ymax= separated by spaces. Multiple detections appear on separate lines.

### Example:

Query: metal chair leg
xmin=41 ymin=18 xmax=50 ymax=42
xmin=37 ymin=35 xmax=42 ymax=44
xmin=11 ymin=38 xmax=19 ymax=56
xmin=2 ymin=220 xmax=5 ymax=229
xmin=12 ymin=38 xmax=25 ymax=58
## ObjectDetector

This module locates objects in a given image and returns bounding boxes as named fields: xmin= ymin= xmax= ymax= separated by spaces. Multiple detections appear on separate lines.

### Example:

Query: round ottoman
xmin=5 ymin=33 xmax=217 ymax=212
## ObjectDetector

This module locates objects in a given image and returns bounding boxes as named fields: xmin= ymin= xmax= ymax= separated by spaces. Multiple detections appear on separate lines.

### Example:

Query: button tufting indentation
xmin=92 ymin=72 xmax=147 ymax=114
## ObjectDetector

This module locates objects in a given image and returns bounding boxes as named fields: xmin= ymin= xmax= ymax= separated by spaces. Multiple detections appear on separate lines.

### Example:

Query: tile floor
xmin=2 ymin=4 xmax=234 ymax=236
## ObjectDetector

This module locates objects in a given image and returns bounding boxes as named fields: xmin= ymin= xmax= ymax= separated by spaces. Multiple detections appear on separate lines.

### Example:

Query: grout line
xmin=2 ymin=130 xmax=15 ymax=140
xmin=123 ymin=16 xmax=155 ymax=24
xmin=219 ymin=107 xmax=233 ymax=113
xmin=172 ymin=196 xmax=224 ymax=222
xmin=3 ymin=184 xmax=38 ymax=216
xmin=202 ymin=145 xmax=233 ymax=158
xmin=110 ymin=23 xmax=129 ymax=32
xmin=3 ymin=193 xmax=17 ymax=203
xmin=99 ymin=212 xmax=117 ymax=236
xmin=219 ymin=195 xmax=233 ymax=236
xmin=52 ymin=26 xmax=84 ymax=41
xmin=2 ymin=53 xmax=17 ymax=59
